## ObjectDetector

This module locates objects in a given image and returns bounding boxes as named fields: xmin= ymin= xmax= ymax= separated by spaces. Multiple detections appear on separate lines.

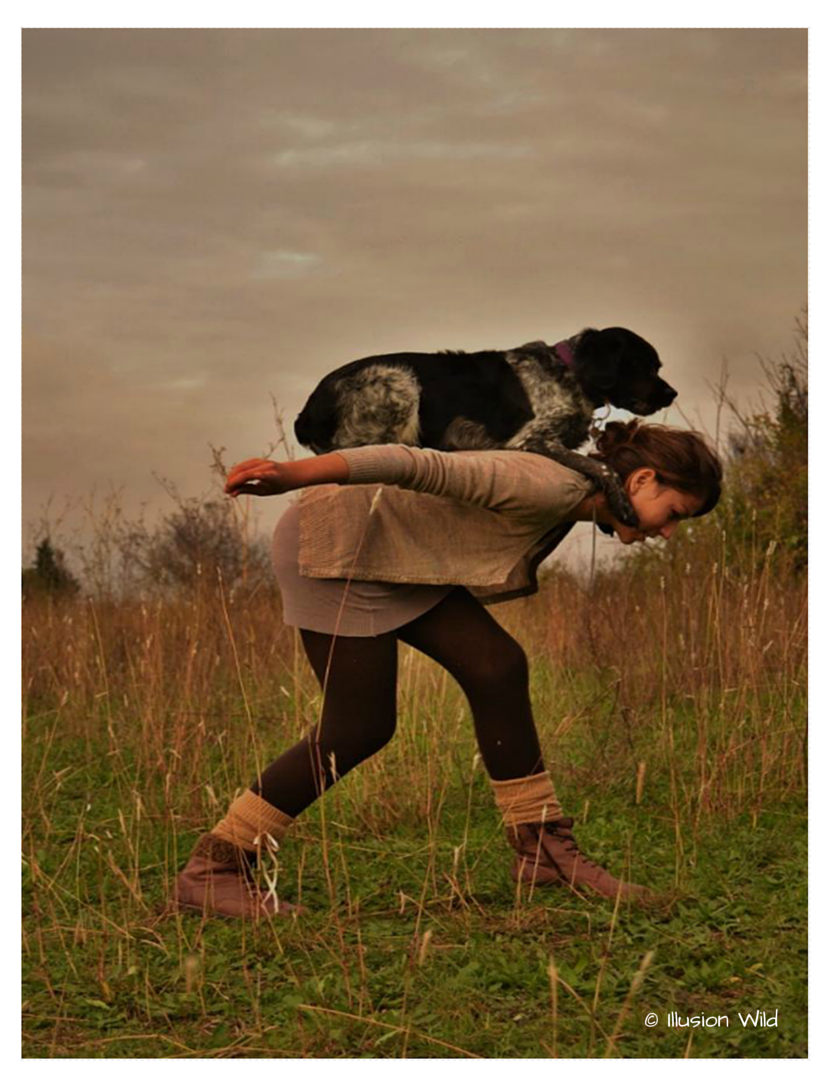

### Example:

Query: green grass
xmin=22 ymin=675 xmax=807 ymax=1058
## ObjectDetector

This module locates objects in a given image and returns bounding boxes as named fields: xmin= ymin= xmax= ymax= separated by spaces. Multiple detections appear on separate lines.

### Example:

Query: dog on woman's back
xmin=294 ymin=328 xmax=677 ymax=527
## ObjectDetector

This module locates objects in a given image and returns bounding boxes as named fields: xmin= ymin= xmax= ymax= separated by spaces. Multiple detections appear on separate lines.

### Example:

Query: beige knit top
xmin=297 ymin=445 xmax=594 ymax=605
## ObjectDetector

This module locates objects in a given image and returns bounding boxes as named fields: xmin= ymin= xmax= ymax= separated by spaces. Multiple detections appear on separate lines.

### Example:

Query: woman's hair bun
xmin=593 ymin=419 xmax=642 ymax=457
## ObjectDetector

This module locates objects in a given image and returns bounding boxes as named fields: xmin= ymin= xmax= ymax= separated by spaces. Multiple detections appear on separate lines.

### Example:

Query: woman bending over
xmin=174 ymin=421 xmax=722 ymax=918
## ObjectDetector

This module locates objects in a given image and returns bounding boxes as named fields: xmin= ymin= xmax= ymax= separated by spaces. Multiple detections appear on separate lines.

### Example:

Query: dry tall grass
xmin=23 ymin=510 xmax=806 ymax=846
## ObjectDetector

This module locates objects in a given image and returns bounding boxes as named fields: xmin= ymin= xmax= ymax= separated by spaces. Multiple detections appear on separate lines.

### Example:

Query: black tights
xmin=251 ymin=588 xmax=544 ymax=817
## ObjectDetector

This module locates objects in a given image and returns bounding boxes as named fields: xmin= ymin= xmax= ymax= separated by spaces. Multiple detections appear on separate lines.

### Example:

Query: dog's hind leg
xmin=333 ymin=364 xmax=422 ymax=448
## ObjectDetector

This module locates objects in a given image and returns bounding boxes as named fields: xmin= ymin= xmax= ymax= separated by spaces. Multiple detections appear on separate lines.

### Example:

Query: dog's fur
xmin=294 ymin=328 xmax=676 ymax=527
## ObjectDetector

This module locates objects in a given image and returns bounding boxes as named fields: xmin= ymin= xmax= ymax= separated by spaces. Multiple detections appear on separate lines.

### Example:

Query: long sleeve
xmin=335 ymin=444 xmax=592 ymax=524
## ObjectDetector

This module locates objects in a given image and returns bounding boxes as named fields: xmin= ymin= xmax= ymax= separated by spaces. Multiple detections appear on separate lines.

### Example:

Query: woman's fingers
xmin=227 ymin=458 xmax=272 ymax=478
xmin=226 ymin=476 xmax=263 ymax=494
xmin=225 ymin=460 xmax=280 ymax=495
xmin=224 ymin=457 xmax=309 ymax=498
xmin=227 ymin=481 xmax=268 ymax=496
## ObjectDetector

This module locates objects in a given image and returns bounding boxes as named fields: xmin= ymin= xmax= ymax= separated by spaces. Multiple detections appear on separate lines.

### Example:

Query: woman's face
xmin=613 ymin=468 xmax=704 ymax=545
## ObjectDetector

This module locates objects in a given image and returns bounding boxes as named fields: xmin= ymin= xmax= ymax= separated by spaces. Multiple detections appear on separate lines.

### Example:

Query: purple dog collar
xmin=552 ymin=339 xmax=575 ymax=366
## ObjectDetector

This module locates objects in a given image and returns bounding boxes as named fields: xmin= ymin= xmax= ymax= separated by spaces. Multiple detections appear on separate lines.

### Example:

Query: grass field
xmin=22 ymin=536 xmax=808 ymax=1058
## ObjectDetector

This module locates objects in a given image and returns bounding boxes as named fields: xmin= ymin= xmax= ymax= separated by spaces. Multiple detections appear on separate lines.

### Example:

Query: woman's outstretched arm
xmin=225 ymin=453 xmax=349 ymax=496
xmin=226 ymin=444 xmax=591 ymax=526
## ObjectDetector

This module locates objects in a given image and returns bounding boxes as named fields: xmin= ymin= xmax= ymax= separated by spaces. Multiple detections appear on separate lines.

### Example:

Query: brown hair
xmin=590 ymin=420 xmax=723 ymax=516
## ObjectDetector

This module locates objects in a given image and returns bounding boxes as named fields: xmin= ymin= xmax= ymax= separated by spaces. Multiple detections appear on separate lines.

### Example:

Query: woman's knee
xmin=313 ymin=714 xmax=397 ymax=770
xmin=459 ymin=633 xmax=530 ymax=694
xmin=360 ymin=715 xmax=397 ymax=755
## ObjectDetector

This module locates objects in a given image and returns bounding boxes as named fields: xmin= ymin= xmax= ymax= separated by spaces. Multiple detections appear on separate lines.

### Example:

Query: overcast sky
xmin=22 ymin=28 xmax=807 ymax=567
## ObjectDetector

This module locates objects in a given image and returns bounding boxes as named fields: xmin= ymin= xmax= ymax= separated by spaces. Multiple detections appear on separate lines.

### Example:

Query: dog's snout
xmin=658 ymin=381 xmax=677 ymax=406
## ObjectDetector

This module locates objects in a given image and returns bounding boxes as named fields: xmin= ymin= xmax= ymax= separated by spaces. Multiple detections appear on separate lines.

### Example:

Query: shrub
xmin=620 ymin=310 xmax=807 ymax=579
xmin=21 ymin=537 xmax=80 ymax=599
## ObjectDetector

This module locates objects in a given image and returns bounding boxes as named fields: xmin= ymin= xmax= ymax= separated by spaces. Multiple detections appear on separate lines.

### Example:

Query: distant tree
xmin=135 ymin=497 xmax=271 ymax=592
xmin=22 ymin=538 xmax=80 ymax=598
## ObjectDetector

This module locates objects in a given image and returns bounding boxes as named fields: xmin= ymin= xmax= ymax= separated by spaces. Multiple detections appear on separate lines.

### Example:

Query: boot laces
xmin=539 ymin=820 xmax=605 ymax=872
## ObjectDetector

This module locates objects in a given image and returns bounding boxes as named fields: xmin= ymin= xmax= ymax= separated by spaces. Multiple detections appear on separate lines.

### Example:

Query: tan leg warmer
xmin=490 ymin=771 xmax=564 ymax=827
xmin=210 ymin=789 xmax=294 ymax=853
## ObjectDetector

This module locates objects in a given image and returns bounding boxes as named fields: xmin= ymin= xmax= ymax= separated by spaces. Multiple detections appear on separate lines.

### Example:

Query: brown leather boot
xmin=507 ymin=818 xmax=650 ymax=902
xmin=174 ymin=833 xmax=301 ymax=919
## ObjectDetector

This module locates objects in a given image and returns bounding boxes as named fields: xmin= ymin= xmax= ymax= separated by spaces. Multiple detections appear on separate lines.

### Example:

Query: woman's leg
xmin=175 ymin=630 xmax=399 ymax=918
xmin=251 ymin=629 xmax=399 ymax=817
xmin=396 ymin=588 xmax=544 ymax=780
xmin=397 ymin=589 xmax=649 ymax=901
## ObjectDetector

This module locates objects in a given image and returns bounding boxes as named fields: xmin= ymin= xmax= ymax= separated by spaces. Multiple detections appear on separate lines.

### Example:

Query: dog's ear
xmin=574 ymin=328 xmax=622 ymax=390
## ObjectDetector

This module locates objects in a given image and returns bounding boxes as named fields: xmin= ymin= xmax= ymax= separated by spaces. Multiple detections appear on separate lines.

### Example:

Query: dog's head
xmin=571 ymin=327 xmax=677 ymax=415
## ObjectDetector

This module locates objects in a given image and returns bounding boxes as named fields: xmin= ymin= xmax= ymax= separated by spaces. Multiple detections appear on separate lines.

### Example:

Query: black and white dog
xmin=294 ymin=328 xmax=676 ymax=527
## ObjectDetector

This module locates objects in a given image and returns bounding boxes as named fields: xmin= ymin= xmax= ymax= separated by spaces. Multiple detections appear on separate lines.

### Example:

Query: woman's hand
xmin=225 ymin=453 xmax=350 ymax=497
xmin=225 ymin=459 xmax=300 ymax=496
